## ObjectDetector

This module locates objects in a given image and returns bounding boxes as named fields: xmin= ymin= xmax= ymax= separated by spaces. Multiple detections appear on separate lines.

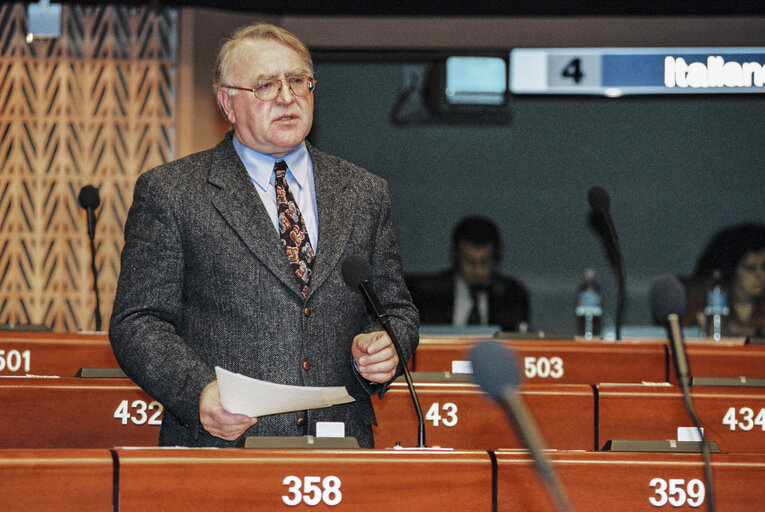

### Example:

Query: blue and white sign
xmin=510 ymin=48 xmax=765 ymax=96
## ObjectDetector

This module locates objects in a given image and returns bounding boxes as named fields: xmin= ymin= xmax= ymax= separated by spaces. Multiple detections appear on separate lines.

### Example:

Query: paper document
xmin=215 ymin=366 xmax=355 ymax=417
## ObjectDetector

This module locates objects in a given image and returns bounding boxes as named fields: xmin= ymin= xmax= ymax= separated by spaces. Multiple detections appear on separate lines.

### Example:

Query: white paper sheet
xmin=215 ymin=366 xmax=355 ymax=417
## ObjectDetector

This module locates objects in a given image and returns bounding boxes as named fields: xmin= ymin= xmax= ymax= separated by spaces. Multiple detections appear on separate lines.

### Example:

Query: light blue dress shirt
xmin=232 ymin=136 xmax=319 ymax=251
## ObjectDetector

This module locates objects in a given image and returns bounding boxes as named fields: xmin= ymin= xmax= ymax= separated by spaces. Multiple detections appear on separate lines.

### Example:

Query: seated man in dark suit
xmin=407 ymin=216 xmax=530 ymax=332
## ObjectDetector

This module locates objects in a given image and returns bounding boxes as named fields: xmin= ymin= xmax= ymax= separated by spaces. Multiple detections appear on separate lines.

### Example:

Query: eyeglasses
xmin=222 ymin=75 xmax=317 ymax=101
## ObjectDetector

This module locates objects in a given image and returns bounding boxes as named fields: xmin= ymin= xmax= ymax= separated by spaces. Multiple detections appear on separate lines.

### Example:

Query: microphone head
xmin=341 ymin=255 xmax=373 ymax=289
xmin=649 ymin=274 xmax=687 ymax=323
xmin=587 ymin=186 xmax=610 ymax=213
xmin=78 ymin=185 xmax=100 ymax=209
xmin=469 ymin=340 xmax=521 ymax=402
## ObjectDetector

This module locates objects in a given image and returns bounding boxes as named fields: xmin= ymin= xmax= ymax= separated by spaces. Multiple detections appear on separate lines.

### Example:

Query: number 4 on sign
xmin=562 ymin=58 xmax=584 ymax=83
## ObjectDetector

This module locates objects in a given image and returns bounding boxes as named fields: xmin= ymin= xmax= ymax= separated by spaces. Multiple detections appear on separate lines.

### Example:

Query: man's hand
xmin=199 ymin=380 xmax=258 ymax=441
xmin=351 ymin=330 xmax=400 ymax=383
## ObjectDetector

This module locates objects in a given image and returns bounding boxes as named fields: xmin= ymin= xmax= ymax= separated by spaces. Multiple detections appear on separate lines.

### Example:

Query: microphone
xmin=587 ymin=186 xmax=626 ymax=340
xmin=587 ymin=186 xmax=617 ymax=245
xmin=341 ymin=256 xmax=388 ymax=322
xmin=341 ymin=256 xmax=426 ymax=448
xmin=78 ymin=185 xmax=100 ymax=239
xmin=649 ymin=275 xmax=690 ymax=388
xmin=648 ymin=275 xmax=716 ymax=512
xmin=470 ymin=341 xmax=573 ymax=512
xmin=78 ymin=185 xmax=101 ymax=331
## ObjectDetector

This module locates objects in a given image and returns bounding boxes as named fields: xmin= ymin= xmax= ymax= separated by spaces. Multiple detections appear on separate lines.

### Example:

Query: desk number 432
xmin=113 ymin=399 xmax=163 ymax=426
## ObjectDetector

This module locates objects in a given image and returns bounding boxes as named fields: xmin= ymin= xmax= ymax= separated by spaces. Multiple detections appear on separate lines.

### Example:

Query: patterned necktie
xmin=467 ymin=287 xmax=482 ymax=325
xmin=274 ymin=161 xmax=314 ymax=297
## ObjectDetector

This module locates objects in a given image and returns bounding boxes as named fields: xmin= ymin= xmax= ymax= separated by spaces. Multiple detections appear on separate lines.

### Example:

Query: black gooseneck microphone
xmin=649 ymin=275 xmax=715 ymax=512
xmin=341 ymin=256 xmax=426 ymax=448
xmin=470 ymin=341 xmax=573 ymax=512
xmin=588 ymin=186 xmax=626 ymax=340
xmin=78 ymin=185 xmax=102 ymax=331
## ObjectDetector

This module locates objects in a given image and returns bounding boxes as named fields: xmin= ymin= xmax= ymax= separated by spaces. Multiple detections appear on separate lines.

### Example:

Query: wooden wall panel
xmin=0 ymin=3 xmax=177 ymax=331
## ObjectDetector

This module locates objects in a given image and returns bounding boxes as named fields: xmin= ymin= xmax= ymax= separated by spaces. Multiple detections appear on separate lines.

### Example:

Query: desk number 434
xmin=722 ymin=406 xmax=765 ymax=431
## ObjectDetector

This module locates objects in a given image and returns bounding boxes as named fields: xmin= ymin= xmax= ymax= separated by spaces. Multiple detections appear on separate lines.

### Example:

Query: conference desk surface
xmin=5 ymin=374 xmax=765 ymax=454
xmin=3 ymin=330 xmax=763 ymax=386
xmin=0 ymin=330 xmax=116 ymax=377
xmin=0 ymin=448 xmax=113 ymax=512
xmin=0 ymin=376 xmax=161 ymax=448
xmin=115 ymin=447 xmax=493 ymax=511
xmin=3 ymin=447 xmax=765 ymax=511
xmin=415 ymin=335 xmax=765 ymax=383
xmin=6 ymin=448 xmax=762 ymax=511
xmin=683 ymin=340 xmax=765 ymax=381
xmin=413 ymin=336 xmax=669 ymax=384
xmin=598 ymin=383 xmax=765 ymax=454
xmin=374 ymin=379 xmax=595 ymax=450
xmin=0 ymin=376 xmax=594 ymax=451
xmin=495 ymin=450 xmax=765 ymax=511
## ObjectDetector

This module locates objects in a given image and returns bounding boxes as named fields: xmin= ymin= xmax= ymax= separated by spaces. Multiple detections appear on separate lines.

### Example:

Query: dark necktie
xmin=274 ymin=161 xmax=314 ymax=297
xmin=467 ymin=287 xmax=482 ymax=325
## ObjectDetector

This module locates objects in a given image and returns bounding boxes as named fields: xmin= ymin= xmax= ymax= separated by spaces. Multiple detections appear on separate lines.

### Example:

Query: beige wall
xmin=177 ymin=9 xmax=280 ymax=157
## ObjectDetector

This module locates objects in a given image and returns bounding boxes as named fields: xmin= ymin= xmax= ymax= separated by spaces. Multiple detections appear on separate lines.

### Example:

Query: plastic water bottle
xmin=704 ymin=269 xmax=729 ymax=341
xmin=576 ymin=269 xmax=603 ymax=340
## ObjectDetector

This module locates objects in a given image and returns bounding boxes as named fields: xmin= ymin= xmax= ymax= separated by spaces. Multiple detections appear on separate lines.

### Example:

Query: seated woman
xmin=683 ymin=223 xmax=765 ymax=338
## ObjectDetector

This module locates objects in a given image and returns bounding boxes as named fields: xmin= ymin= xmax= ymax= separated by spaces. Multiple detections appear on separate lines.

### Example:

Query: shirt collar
xmin=232 ymin=136 xmax=310 ymax=192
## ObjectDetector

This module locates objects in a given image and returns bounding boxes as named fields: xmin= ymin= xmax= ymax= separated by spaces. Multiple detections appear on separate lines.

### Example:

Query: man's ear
xmin=216 ymin=88 xmax=235 ymax=124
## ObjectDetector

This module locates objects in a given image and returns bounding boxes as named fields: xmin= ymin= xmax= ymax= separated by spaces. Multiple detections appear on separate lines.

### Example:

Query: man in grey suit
xmin=109 ymin=23 xmax=418 ymax=449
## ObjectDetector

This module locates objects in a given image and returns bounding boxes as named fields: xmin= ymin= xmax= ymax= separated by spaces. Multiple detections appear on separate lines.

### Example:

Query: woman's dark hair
xmin=693 ymin=222 xmax=765 ymax=280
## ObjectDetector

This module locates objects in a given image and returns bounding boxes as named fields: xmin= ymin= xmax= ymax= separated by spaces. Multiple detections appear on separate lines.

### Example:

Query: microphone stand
xmin=589 ymin=187 xmax=625 ymax=341
xmin=500 ymin=389 xmax=573 ymax=512
xmin=668 ymin=314 xmax=716 ymax=512
xmin=614 ymin=244 xmax=625 ymax=341
xmin=600 ymin=220 xmax=625 ymax=341
xmin=357 ymin=281 xmax=426 ymax=448
xmin=87 ymin=217 xmax=101 ymax=331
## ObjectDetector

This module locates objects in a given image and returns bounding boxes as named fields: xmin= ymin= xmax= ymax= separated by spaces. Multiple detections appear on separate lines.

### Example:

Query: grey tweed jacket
xmin=108 ymin=132 xmax=419 ymax=448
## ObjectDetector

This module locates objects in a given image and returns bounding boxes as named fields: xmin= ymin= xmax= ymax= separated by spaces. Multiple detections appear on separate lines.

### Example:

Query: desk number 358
xmin=282 ymin=476 xmax=342 ymax=506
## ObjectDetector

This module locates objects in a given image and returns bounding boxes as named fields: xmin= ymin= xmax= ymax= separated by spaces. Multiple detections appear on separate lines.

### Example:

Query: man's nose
xmin=275 ymin=80 xmax=295 ymax=103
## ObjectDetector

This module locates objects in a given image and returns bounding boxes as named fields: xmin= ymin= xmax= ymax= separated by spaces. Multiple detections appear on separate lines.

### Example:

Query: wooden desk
xmin=0 ymin=377 xmax=160 ymax=448
xmin=598 ymin=383 xmax=765 ymax=454
xmin=495 ymin=450 xmax=765 ymax=511
xmin=373 ymin=379 xmax=595 ymax=450
xmin=0 ymin=375 xmax=594 ymax=452
xmin=684 ymin=341 xmax=765 ymax=380
xmin=0 ymin=448 xmax=113 ymax=511
xmin=115 ymin=448 xmax=493 ymax=511
xmin=0 ymin=331 xmax=117 ymax=377
xmin=413 ymin=336 xmax=668 ymax=384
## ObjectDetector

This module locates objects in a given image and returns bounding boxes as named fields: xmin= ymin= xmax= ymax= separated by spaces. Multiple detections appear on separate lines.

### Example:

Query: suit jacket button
xmin=296 ymin=417 xmax=306 ymax=426
xmin=302 ymin=360 xmax=311 ymax=371
xmin=303 ymin=306 xmax=311 ymax=317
